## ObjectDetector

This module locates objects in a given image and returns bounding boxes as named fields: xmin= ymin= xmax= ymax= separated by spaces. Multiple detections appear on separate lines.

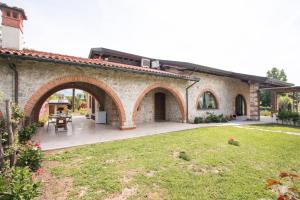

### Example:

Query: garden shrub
xmin=205 ymin=113 xmax=220 ymax=123
xmin=18 ymin=124 xmax=38 ymax=144
xmin=194 ymin=113 xmax=228 ymax=124
xmin=278 ymin=95 xmax=293 ymax=112
xmin=179 ymin=151 xmax=191 ymax=161
xmin=17 ymin=144 xmax=44 ymax=172
xmin=260 ymin=110 xmax=271 ymax=116
xmin=277 ymin=111 xmax=300 ymax=126
xmin=194 ymin=117 xmax=204 ymax=124
xmin=0 ymin=167 xmax=40 ymax=200
xmin=228 ymin=137 xmax=240 ymax=146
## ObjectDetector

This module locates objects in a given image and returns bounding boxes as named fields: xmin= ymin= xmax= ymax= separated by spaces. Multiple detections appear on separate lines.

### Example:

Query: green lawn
xmin=246 ymin=123 xmax=300 ymax=133
xmin=42 ymin=125 xmax=300 ymax=200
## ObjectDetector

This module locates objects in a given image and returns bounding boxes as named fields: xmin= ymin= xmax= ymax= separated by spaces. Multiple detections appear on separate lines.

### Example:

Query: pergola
xmin=261 ymin=86 xmax=300 ymax=113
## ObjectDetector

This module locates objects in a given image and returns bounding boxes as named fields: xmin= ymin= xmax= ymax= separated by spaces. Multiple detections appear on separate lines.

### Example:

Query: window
xmin=6 ymin=11 xmax=11 ymax=17
xmin=13 ymin=12 xmax=18 ymax=19
xmin=197 ymin=91 xmax=218 ymax=110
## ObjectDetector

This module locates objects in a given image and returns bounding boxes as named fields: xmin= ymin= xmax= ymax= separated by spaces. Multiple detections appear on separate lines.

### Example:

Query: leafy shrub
xmin=194 ymin=113 xmax=228 ymax=124
xmin=277 ymin=111 xmax=300 ymax=125
xmin=194 ymin=117 xmax=204 ymax=124
xmin=18 ymin=124 xmax=38 ymax=144
xmin=0 ymin=167 xmax=40 ymax=200
xmin=79 ymin=108 xmax=87 ymax=115
xmin=206 ymin=113 xmax=228 ymax=123
xmin=179 ymin=151 xmax=190 ymax=161
xmin=205 ymin=113 xmax=220 ymax=123
xmin=260 ymin=110 xmax=271 ymax=116
xmin=278 ymin=95 xmax=293 ymax=112
xmin=17 ymin=144 xmax=44 ymax=172
xmin=228 ymin=137 xmax=240 ymax=146
xmin=38 ymin=115 xmax=48 ymax=127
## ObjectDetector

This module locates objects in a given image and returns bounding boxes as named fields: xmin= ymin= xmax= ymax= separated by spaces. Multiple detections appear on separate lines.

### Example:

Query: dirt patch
xmin=187 ymin=164 xmax=227 ymax=176
xmin=105 ymin=187 xmax=137 ymax=200
xmin=35 ymin=160 xmax=74 ymax=200
xmin=145 ymin=170 xmax=156 ymax=177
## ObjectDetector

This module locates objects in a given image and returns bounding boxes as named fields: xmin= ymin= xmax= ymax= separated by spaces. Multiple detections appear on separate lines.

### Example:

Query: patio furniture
xmin=55 ymin=117 xmax=68 ymax=133
xmin=47 ymin=115 xmax=57 ymax=132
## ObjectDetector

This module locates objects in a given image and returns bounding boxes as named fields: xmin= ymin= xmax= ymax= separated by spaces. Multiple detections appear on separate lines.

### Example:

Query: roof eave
xmin=0 ymin=53 xmax=199 ymax=82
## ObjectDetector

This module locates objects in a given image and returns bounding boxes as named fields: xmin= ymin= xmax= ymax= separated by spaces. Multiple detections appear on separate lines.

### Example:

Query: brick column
xmin=249 ymin=83 xmax=260 ymax=121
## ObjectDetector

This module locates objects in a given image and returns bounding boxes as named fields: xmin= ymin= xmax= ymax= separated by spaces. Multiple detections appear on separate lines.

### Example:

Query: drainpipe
xmin=8 ymin=62 xmax=19 ymax=104
xmin=186 ymin=79 xmax=199 ymax=123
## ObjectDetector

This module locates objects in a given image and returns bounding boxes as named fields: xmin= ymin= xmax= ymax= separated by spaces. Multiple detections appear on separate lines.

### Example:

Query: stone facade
xmin=187 ymin=72 xmax=251 ymax=122
xmin=249 ymin=83 xmax=260 ymax=120
xmin=136 ymin=89 xmax=181 ymax=124
xmin=0 ymin=57 xmax=261 ymax=129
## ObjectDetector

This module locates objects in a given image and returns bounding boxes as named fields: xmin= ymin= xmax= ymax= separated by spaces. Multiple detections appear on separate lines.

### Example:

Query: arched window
xmin=197 ymin=91 xmax=218 ymax=110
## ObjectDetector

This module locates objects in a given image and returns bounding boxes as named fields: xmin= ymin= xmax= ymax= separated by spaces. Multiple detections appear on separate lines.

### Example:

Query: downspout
xmin=8 ymin=62 xmax=19 ymax=104
xmin=186 ymin=79 xmax=199 ymax=123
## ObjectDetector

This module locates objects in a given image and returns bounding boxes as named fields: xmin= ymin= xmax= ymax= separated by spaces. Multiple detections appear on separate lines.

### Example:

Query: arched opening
xmin=196 ymin=91 xmax=219 ymax=110
xmin=133 ymin=84 xmax=186 ymax=127
xmin=24 ymin=76 xmax=126 ymax=129
xmin=235 ymin=94 xmax=247 ymax=116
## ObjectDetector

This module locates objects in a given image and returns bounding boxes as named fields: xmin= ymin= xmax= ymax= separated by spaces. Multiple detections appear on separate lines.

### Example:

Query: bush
xmin=79 ymin=108 xmax=87 ymax=115
xmin=0 ymin=167 xmax=40 ymax=200
xmin=278 ymin=95 xmax=293 ymax=112
xmin=205 ymin=113 xmax=228 ymax=123
xmin=194 ymin=117 xmax=204 ymax=124
xmin=228 ymin=137 xmax=240 ymax=146
xmin=179 ymin=151 xmax=191 ymax=161
xmin=17 ymin=144 xmax=44 ymax=172
xmin=194 ymin=113 xmax=228 ymax=124
xmin=277 ymin=111 xmax=300 ymax=125
xmin=260 ymin=110 xmax=271 ymax=117
xmin=18 ymin=124 xmax=38 ymax=144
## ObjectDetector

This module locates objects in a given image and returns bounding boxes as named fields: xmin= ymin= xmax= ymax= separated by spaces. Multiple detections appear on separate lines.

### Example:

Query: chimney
xmin=0 ymin=3 xmax=27 ymax=50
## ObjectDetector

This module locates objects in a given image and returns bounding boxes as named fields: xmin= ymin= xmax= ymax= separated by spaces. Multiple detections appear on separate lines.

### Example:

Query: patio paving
xmin=36 ymin=116 xmax=274 ymax=150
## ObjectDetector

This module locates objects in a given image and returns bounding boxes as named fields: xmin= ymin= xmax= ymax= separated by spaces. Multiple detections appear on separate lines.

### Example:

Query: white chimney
xmin=0 ymin=3 xmax=27 ymax=50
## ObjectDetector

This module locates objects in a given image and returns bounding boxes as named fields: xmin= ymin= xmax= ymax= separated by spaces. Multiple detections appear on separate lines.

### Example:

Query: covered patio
xmin=36 ymin=116 xmax=273 ymax=150
xmin=261 ymin=86 xmax=300 ymax=113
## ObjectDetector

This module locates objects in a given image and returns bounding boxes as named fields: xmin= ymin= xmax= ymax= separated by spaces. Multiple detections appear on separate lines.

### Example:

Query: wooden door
xmin=155 ymin=92 xmax=166 ymax=121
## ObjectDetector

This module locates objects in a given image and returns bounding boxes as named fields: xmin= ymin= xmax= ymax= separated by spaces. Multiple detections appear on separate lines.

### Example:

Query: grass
xmin=247 ymin=123 xmax=300 ymax=133
xmin=41 ymin=125 xmax=300 ymax=200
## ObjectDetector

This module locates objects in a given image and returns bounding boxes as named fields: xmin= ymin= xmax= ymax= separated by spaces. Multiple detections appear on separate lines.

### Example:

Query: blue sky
xmin=3 ymin=0 xmax=300 ymax=85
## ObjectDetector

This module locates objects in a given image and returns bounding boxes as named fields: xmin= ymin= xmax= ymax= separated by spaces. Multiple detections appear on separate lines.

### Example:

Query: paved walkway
xmin=235 ymin=126 xmax=300 ymax=136
xmin=36 ymin=116 xmax=274 ymax=150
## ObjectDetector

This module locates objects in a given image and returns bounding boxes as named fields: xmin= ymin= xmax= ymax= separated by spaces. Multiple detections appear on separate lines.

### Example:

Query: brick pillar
xmin=249 ymin=83 xmax=260 ymax=121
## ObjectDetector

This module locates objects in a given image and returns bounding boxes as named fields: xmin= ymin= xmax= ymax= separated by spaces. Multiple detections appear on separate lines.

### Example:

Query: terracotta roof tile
xmin=0 ymin=48 xmax=195 ymax=80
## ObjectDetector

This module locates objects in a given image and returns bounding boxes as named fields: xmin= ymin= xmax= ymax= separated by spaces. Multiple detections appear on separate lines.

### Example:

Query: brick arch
xmin=132 ymin=83 xmax=186 ymax=126
xmin=24 ymin=75 xmax=126 ymax=128
xmin=195 ymin=88 xmax=220 ymax=110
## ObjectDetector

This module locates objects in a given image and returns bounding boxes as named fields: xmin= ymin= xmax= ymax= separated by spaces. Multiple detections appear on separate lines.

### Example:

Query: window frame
xmin=196 ymin=90 xmax=218 ymax=110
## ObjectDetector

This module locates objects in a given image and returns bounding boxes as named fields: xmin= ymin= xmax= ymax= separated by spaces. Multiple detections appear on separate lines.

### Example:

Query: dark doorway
xmin=155 ymin=92 xmax=166 ymax=121
xmin=235 ymin=95 xmax=247 ymax=116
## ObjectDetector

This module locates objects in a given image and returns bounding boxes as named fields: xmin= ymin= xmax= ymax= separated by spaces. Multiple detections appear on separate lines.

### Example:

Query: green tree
xmin=261 ymin=67 xmax=287 ymax=107
xmin=267 ymin=67 xmax=287 ymax=81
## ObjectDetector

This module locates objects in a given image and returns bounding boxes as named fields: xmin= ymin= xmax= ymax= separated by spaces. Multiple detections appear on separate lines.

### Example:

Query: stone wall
xmin=135 ymin=89 xmax=181 ymax=124
xmin=0 ymin=58 xmax=187 ymax=129
xmin=0 ymin=64 xmax=14 ymax=117
xmin=187 ymin=72 xmax=251 ymax=122
xmin=249 ymin=83 xmax=260 ymax=120
xmin=0 ymin=58 xmax=262 ymax=128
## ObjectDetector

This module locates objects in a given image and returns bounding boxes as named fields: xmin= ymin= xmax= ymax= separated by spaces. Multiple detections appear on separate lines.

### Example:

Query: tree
xmin=261 ymin=68 xmax=288 ymax=107
xmin=267 ymin=67 xmax=287 ymax=82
